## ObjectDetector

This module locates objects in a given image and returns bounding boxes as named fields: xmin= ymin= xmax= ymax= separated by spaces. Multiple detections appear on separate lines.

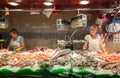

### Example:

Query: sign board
xmin=71 ymin=14 xmax=87 ymax=28
xmin=56 ymin=19 xmax=71 ymax=31
xmin=0 ymin=18 xmax=8 ymax=29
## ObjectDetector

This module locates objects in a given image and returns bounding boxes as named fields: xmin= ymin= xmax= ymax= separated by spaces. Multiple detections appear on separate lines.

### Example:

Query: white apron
xmin=88 ymin=35 xmax=102 ymax=52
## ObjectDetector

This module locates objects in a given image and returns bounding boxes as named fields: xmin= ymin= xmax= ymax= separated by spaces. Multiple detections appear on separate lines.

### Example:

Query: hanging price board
xmin=56 ymin=19 xmax=71 ymax=31
xmin=71 ymin=14 xmax=87 ymax=28
xmin=0 ymin=18 xmax=8 ymax=29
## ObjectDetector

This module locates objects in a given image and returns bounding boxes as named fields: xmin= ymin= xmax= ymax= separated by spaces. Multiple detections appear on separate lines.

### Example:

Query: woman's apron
xmin=10 ymin=37 xmax=24 ymax=51
xmin=88 ymin=36 xmax=102 ymax=52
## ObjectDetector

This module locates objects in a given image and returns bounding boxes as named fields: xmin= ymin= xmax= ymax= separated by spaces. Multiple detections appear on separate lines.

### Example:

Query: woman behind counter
xmin=83 ymin=25 xmax=106 ymax=52
xmin=7 ymin=28 xmax=26 ymax=51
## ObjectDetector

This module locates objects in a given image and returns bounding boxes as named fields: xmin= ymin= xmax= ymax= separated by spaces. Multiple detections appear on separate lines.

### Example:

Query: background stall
xmin=0 ymin=0 xmax=120 ymax=78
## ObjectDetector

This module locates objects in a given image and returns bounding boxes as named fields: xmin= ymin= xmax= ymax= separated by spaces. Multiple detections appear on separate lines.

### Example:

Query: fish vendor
xmin=83 ymin=25 xmax=106 ymax=52
xmin=7 ymin=28 xmax=26 ymax=51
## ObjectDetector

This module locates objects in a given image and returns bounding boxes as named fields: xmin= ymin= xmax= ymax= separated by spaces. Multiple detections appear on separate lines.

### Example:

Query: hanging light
xmin=43 ymin=1 xmax=53 ymax=6
xmin=8 ymin=2 xmax=19 ymax=6
xmin=79 ymin=0 xmax=89 ymax=5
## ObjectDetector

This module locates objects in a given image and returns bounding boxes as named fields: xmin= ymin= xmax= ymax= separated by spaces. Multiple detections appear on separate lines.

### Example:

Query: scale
xmin=56 ymin=10 xmax=88 ymax=49
xmin=0 ymin=39 xmax=7 ymax=49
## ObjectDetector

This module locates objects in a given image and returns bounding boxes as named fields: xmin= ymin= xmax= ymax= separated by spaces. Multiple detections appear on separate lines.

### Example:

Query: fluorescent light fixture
xmin=79 ymin=0 xmax=89 ymax=5
xmin=43 ymin=2 xmax=53 ymax=6
xmin=30 ymin=11 xmax=40 ymax=15
xmin=15 ymin=0 xmax=22 ymax=2
xmin=8 ymin=2 xmax=19 ymax=6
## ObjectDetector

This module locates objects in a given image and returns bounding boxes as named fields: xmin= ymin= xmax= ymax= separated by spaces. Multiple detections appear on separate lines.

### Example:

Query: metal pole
xmin=0 ymin=8 xmax=114 ymax=12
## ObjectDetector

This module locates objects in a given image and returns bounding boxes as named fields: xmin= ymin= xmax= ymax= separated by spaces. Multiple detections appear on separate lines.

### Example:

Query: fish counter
xmin=0 ymin=48 xmax=120 ymax=78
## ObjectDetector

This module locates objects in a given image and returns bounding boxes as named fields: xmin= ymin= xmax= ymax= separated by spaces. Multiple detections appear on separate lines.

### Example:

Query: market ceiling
xmin=0 ymin=0 xmax=119 ymax=10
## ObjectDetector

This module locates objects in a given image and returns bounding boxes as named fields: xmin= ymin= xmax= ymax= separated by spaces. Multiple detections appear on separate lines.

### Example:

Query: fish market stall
xmin=1 ymin=0 xmax=120 ymax=78
xmin=0 ymin=48 xmax=119 ymax=78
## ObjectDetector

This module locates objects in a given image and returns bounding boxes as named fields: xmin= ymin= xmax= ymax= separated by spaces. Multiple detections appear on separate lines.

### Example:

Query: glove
xmin=16 ymin=48 xmax=21 ymax=51
xmin=104 ymin=51 xmax=109 ymax=55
